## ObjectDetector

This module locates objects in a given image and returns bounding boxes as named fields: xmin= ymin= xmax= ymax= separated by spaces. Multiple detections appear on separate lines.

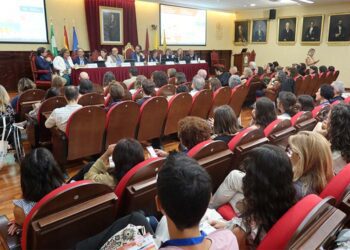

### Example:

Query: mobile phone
xmin=109 ymin=156 xmax=115 ymax=168
xmin=146 ymin=146 xmax=157 ymax=158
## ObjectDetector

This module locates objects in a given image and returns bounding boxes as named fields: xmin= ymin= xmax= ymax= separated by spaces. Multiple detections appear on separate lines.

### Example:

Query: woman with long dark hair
xmin=210 ymin=145 xmax=296 ymax=248
xmin=251 ymin=97 xmax=277 ymax=128
xmin=212 ymin=105 xmax=239 ymax=143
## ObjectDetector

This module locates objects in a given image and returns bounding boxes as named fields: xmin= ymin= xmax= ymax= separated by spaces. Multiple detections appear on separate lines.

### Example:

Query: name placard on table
xmin=178 ymin=60 xmax=186 ymax=64
xmin=134 ymin=62 xmax=145 ymax=66
xmin=148 ymin=62 xmax=157 ymax=66
xmin=121 ymin=62 xmax=132 ymax=67
xmin=165 ymin=61 xmax=175 ymax=65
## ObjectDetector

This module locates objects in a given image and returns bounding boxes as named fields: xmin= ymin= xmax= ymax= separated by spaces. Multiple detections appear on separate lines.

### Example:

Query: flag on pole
xmin=50 ymin=23 xmax=58 ymax=57
xmin=63 ymin=25 xmax=69 ymax=50
xmin=162 ymin=30 xmax=167 ymax=51
xmin=154 ymin=29 xmax=159 ymax=50
xmin=72 ymin=26 xmax=79 ymax=52
xmin=145 ymin=28 xmax=150 ymax=60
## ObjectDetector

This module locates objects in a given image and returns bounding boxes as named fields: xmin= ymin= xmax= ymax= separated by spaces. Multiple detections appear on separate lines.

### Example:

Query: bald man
xmin=197 ymin=69 xmax=207 ymax=80
xmin=79 ymin=72 xmax=90 ymax=81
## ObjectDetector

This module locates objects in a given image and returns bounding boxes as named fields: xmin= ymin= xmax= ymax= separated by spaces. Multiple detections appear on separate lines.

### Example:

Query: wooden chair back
xmin=17 ymin=89 xmax=46 ymax=121
xmin=78 ymin=93 xmax=104 ymax=107
xmin=208 ymin=87 xmax=232 ymax=118
xmin=190 ymin=89 xmax=213 ymax=119
xmin=156 ymin=84 xmax=176 ymax=97
xmin=228 ymin=84 xmax=250 ymax=117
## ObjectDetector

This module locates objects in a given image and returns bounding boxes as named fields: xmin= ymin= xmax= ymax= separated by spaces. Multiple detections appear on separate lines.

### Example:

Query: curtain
xmin=84 ymin=0 xmax=138 ymax=52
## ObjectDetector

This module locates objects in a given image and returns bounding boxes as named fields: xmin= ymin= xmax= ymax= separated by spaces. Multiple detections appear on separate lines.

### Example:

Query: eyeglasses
xmin=285 ymin=144 xmax=293 ymax=158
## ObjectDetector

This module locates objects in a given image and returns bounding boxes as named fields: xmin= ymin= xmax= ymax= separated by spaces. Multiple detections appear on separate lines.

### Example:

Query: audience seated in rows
xmin=78 ymin=139 xmax=144 ymax=188
xmin=251 ymin=97 xmax=277 ymax=129
xmin=152 ymin=71 xmax=168 ymax=89
xmin=175 ymin=84 xmax=189 ymax=94
xmin=8 ymin=148 xmax=65 ymax=235
xmin=51 ymin=75 xmax=67 ymax=88
xmin=174 ymin=72 xmax=187 ymax=85
xmin=211 ymin=105 xmax=239 ymax=144
xmin=78 ymin=79 xmax=94 ymax=96
xmin=319 ymin=65 xmax=328 ymax=74
xmin=190 ymin=75 xmax=205 ymax=96
xmin=316 ymin=84 xmax=334 ymax=106
xmin=209 ymin=78 xmax=221 ymax=92
xmin=228 ymin=75 xmax=241 ymax=89
xmin=45 ymin=86 xmax=82 ymax=132
xmin=240 ymin=67 xmax=253 ymax=83
xmin=123 ymin=67 xmax=138 ymax=88
xmin=210 ymin=145 xmax=296 ymax=248
xmin=288 ymin=131 xmax=333 ymax=199
xmin=136 ymin=79 xmax=155 ymax=106
xmin=102 ymin=71 xmax=116 ymax=95
xmin=297 ymin=95 xmax=315 ymax=111
xmin=167 ymin=68 xmax=177 ymax=79
xmin=215 ymin=65 xmax=230 ymax=86
xmin=10 ymin=77 xmax=36 ymax=110
xmin=326 ymin=104 xmax=350 ymax=173
xmin=29 ymin=87 xmax=62 ymax=118
xmin=229 ymin=66 xmax=238 ymax=75
xmin=0 ymin=85 xmax=15 ymax=128
xmin=130 ymin=75 xmax=146 ymax=94
xmin=330 ymin=81 xmax=345 ymax=103
xmin=105 ymin=82 xmax=125 ymax=111
xmin=197 ymin=69 xmax=208 ymax=80
xmin=78 ymin=71 xmax=90 ymax=81
xmin=277 ymin=91 xmax=299 ymax=120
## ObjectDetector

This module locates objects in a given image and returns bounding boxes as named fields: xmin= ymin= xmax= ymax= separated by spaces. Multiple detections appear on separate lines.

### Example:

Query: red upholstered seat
xmin=291 ymin=111 xmax=317 ymax=131
xmin=21 ymin=181 xmax=118 ymax=250
xmin=163 ymin=93 xmax=192 ymax=136
xmin=51 ymin=106 xmax=105 ymax=165
xmin=345 ymin=97 xmax=350 ymax=104
xmin=312 ymin=104 xmax=331 ymax=121
xmin=17 ymin=89 xmax=46 ymax=122
xmin=78 ymin=93 xmax=104 ymax=106
xmin=137 ymin=96 xmax=168 ymax=142
xmin=168 ymin=77 xmax=176 ymax=85
xmin=29 ymin=52 xmax=51 ymax=89
xmin=333 ymin=70 xmax=339 ymax=82
xmin=187 ymin=139 xmax=233 ymax=191
xmin=257 ymin=194 xmax=323 ymax=250
xmin=114 ymin=158 xmax=165 ymax=217
xmin=156 ymin=84 xmax=176 ymax=97
xmin=105 ymin=101 xmax=139 ymax=148
xmin=228 ymin=83 xmax=250 ymax=117
xmin=331 ymin=100 xmax=341 ymax=106
xmin=208 ymin=87 xmax=232 ymax=118
xmin=217 ymin=204 xmax=237 ymax=221
xmin=291 ymin=111 xmax=309 ymax=126
xmin=228 ymin=127 xmax=265 ymax=151
xmin=190 ymin=89 xmax=213 ymax=119
xmin=320 ymin=164 xmax=350 ymax=204
xmin=264 ymin=119 xmax=294 ymax=148
xmin=132 ymin=89 xmax=144 ymax=101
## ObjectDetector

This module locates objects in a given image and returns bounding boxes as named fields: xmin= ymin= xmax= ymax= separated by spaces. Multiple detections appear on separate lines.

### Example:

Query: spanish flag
xmin=63 ymin=25 xmax=69 ymax=50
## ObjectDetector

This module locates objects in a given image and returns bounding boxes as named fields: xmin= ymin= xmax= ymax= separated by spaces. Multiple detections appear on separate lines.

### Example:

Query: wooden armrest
xmin=128 ymin=177 xmax=157 ymax=193
xmin=269 ymin=127 xmax=296 ymax=140
xmin=236 ymin=137 xmax=269 ymax=153
xmin=20 ymin=101 xmax=40 ymax=106
xmin=0 ymin=215 xmax=20 ymax=250
xmin=295 ymin=118 xmax=317 ymax=129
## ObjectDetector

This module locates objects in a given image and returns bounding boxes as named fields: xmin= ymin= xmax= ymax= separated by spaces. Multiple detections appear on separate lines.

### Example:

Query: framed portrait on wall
xmin=278 ymin=17 xmax=297 ymax=44
xmin=301 ymin=15 xmax=323 ymax=44
xmin=99 ymin=6 xmax=124 ymax=45
xmin=234 ymin=20 xmax=250 ymax=45
xmin=328 ymin=13 xmax=350 ymax=44
xmin=251 ymin=19 xmax=268 ymax=43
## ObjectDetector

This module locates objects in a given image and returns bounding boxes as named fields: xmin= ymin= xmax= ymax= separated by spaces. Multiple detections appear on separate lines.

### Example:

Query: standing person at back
xmin=45 ymin=86 xmax=82 ymax=132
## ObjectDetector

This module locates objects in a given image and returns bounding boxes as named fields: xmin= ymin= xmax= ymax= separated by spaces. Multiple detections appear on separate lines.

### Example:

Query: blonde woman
xmin=10 ymin=78 xmax=36 ymax=110
xmin=0 ymin=84 xmax=15 ymax=125
xmin=288 ymin=131 xmax=333 ymax=199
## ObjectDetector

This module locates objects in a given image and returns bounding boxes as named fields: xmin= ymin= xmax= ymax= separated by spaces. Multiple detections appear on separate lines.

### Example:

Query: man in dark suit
xmin=131 ymin=45 xmax=145 ymax=62
xmin=73 ymin=48 xmax=89 ymax=66
xmin=253 ymin=24 xmax=266 ymax=42
xmin=35 ymin=47 xmax=52 ymax=81
xmin=161 ymin=49 xmax=175 ymax=62
xmin=184 ymin=50 xmax=197 ymax=63
xmin=304 ymin=21 xmax=320 ymax=41
xmin=332 ymin=19 xmax=348 ymax=41
xmin=280 ymin=22 xmax=295 ymax=41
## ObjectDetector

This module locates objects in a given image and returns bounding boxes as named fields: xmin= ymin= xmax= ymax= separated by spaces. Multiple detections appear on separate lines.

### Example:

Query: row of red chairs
xmin=295 ymin=71 xmax=339 ymax=96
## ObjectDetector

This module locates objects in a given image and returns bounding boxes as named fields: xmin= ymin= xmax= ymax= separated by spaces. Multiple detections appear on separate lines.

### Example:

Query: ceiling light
xmin=250 ymin=3 xmax=256 ymax=7
xmin=299 ymin=0 xmax=314 ymax=3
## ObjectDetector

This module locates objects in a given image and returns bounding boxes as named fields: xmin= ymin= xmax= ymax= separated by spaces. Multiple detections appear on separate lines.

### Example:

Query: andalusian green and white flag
xmin=50 ymin=23 xmax=58 ymax=57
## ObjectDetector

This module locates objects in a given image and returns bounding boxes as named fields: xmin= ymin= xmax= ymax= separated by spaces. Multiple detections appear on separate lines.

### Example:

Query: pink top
xmin=159 ymin=229 xmax=239 ymax=250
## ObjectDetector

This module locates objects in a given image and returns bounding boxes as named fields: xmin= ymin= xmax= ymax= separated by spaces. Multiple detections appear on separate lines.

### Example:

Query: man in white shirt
xmin=107 ymin=47 xmax=124 ymax=65
xmin=123 ymin=67 xmax=138 ymax=88
xmin=189 ymin=75 xmax=205 ymax=96
xmin=45 ymin=86 xmax=82 ymax=132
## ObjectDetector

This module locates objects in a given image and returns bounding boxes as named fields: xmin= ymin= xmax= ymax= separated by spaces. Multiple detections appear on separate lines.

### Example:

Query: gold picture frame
xmin=327 ymin=13 xmax=350 ymax=45
xmin=234 ymin=20 xmax=250 ymax=45
xmin=301 ymin=15 xmax=324 ymax=45
xmin=251 ymin=19 xmax=268 ymax=44
xmin=99 ymin=6 xmax=124 ymax=45
xmin=277 ymin=16 xmax=297 ymax=45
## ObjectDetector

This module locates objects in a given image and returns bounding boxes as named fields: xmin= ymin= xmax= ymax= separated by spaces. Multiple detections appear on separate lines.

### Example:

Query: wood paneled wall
xmin=0 ymin=50 xmax=232 ymax=91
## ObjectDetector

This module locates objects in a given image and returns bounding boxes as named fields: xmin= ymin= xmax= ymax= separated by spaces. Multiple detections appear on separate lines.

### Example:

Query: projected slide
xmin=160 ymin=5 xmax=206 ymax=45
xmin=0 ymin=0 xmax=48 ymax=43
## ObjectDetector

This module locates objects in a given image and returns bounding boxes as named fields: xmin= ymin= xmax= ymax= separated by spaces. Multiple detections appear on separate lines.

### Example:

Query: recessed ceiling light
xmin=299 ymin=0 xmax=314 ymax=3
xmin=250 ymin=3 xmax=256 ymax=7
